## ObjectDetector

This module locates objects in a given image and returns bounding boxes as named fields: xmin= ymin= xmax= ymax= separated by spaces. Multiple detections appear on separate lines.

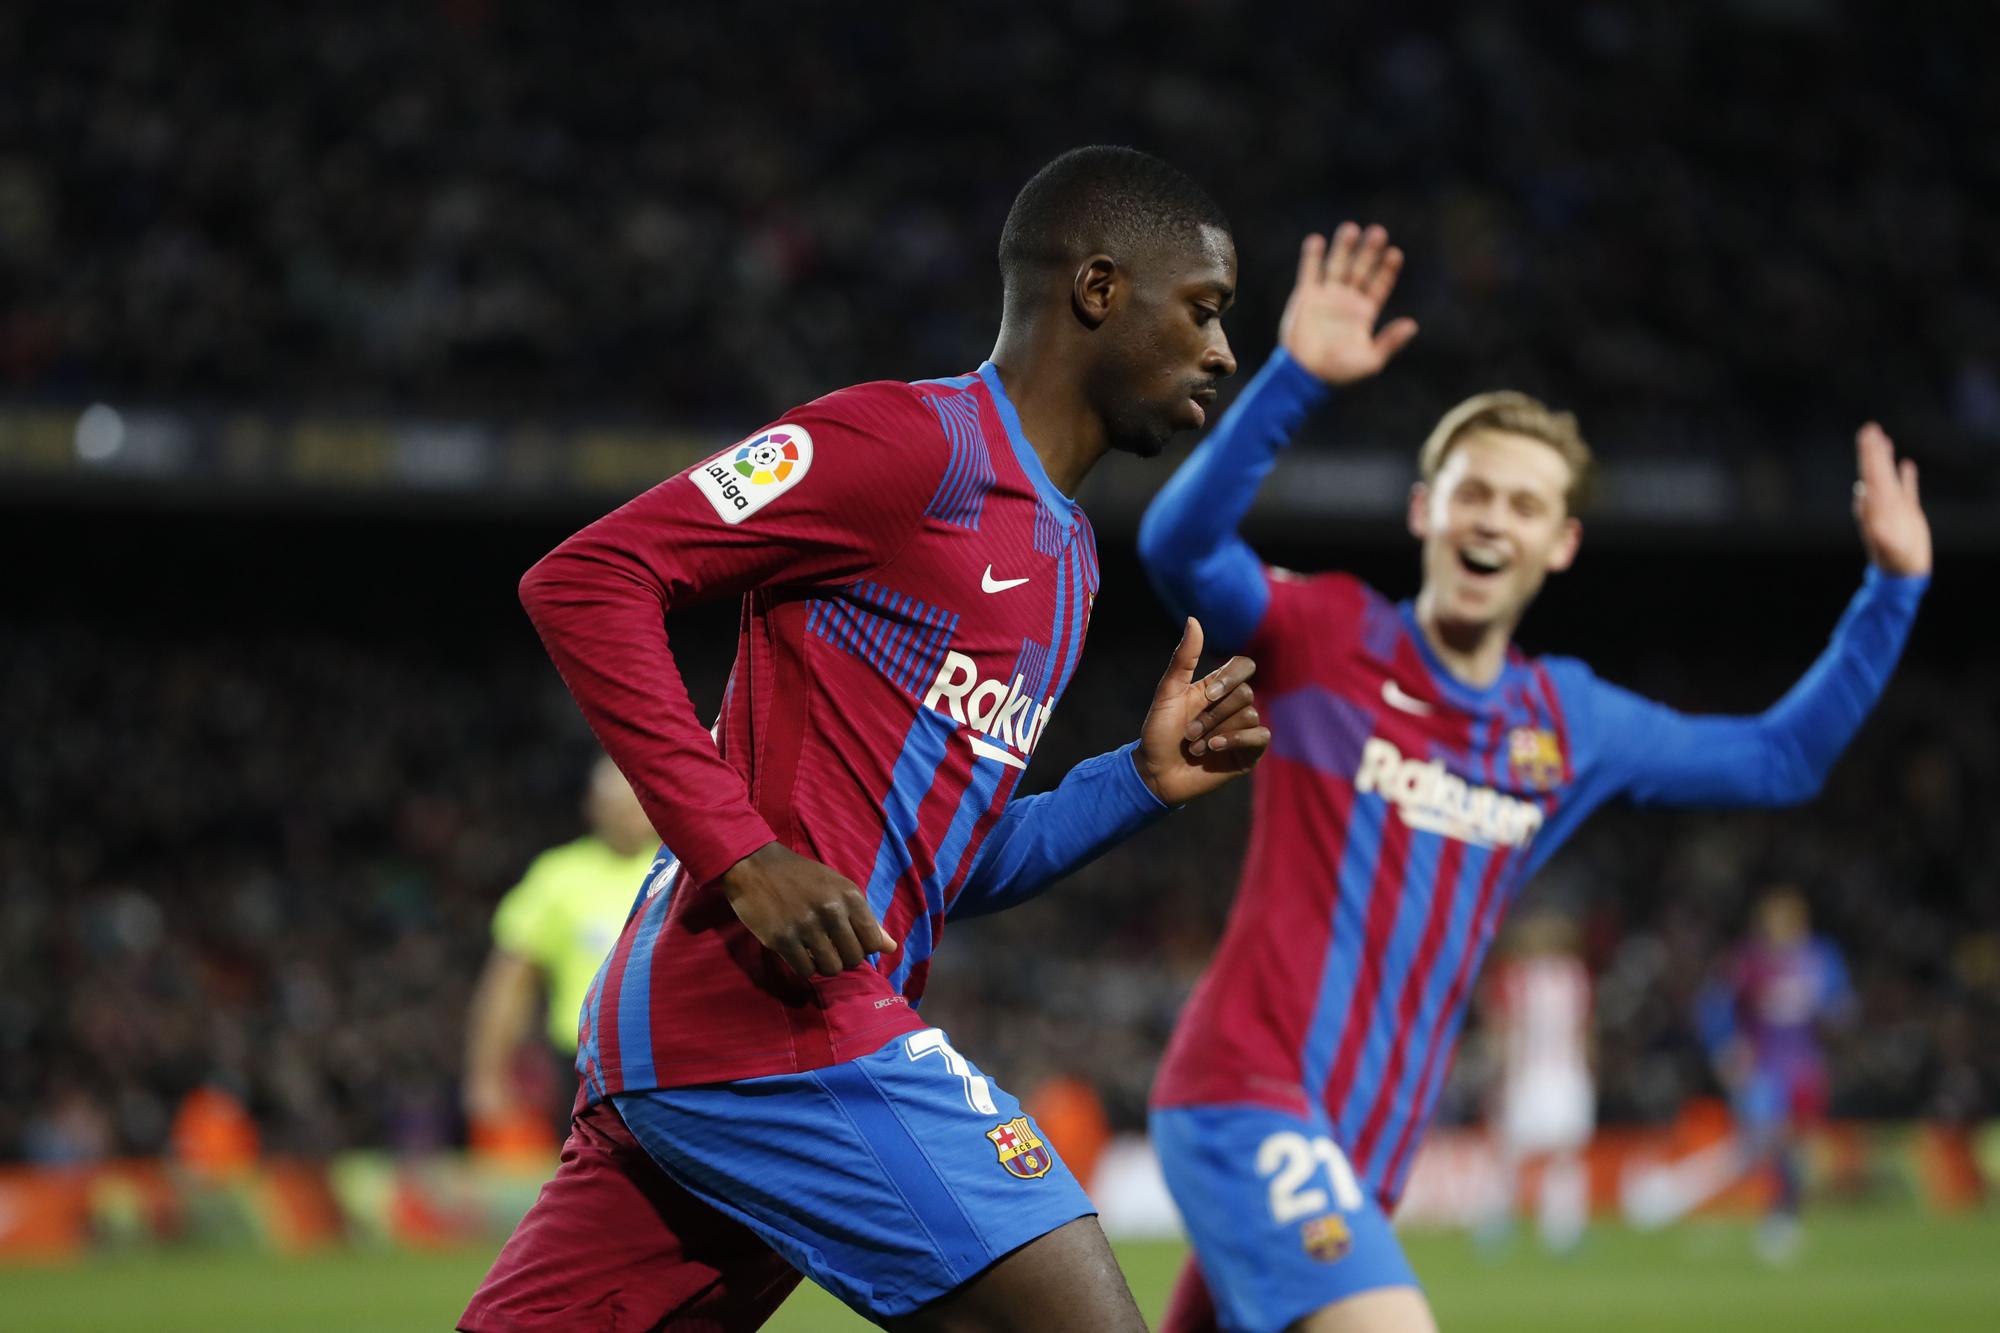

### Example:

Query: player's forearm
xmin=520 ymin=521 xmax=775 ymax=886
xmin=1752 ymin=567 xmax=1927 ymax=800
xmin=1136 ymin=351 xmax=1327 ymax=648
xmin=1619 ymin=569 xmax=1926 ymax=807
xmin=947 ymin=743 xmax=1171 ymax=919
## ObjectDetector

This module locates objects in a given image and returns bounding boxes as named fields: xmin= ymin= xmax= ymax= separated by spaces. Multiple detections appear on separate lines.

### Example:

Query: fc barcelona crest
xmin=1301 ymin=1213 xmax=1353 ymax=1263
xmin=1507 ymin=726 xmax=1564 ymax=791
xmin=986 ymin=1117 xmax=1052 ymax=1179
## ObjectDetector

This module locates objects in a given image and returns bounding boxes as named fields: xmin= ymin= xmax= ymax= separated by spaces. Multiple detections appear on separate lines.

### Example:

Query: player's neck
xmin=1413 ymin=589 xmax=1516 ymax=688
xmin=985 ymin=337 xmax=1108 ymax=497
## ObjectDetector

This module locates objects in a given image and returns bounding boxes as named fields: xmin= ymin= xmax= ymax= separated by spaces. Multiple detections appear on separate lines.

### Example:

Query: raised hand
xmin=1852 ymin=421 xmax=1931 ymax=576
xmin=1278 ymin=222 xmax=1419 ymax=387
xmin=720 ymin=842 xmax=898 ymax=978
xmin=1135 ymin=618 xmax=1271 ymax=805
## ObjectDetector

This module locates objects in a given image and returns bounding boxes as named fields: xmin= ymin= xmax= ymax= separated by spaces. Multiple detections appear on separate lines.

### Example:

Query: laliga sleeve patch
xmin=689 ymin=425 xmax=814 ymax=524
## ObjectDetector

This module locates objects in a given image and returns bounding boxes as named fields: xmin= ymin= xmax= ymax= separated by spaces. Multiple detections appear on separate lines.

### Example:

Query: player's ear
xmin=1072 ymin=255 xmax=1118 ymax=330
xmin=1547 ymin=515 xmax=1582 ymax=573
xmin=1406 ymin=482 xmax=1431 ymax=541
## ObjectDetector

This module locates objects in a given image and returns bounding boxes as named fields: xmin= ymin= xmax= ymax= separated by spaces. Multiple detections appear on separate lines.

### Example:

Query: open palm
xmin=1278 ymin=222 xmax=1419 ymax=386
xmin=1853 ymin=421 xmax=1931 ymax=576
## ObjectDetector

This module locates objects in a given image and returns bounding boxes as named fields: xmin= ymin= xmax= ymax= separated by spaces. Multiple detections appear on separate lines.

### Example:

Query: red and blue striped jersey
xmin=1140 ymin=350 xmax=1926 ymax=1212
xmin=1151 ymin=572 xmax=1584 ymax=1206
xmin=520 ymin=364 xmax=1117 ymax=1097
xmin=1696 ymin=935 xmax=1853 ymax=1078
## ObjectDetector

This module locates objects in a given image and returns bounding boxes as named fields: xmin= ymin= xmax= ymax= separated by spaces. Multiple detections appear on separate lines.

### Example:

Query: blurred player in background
xmin=463 ymin=756 xmax=658 ymax=1155
xmin=1137 ymin=222 xmax=1930 ymax=1333
xmin=1695 ymin=885 xmax=1855 ymax=1261
xmin=462 ymin=147 xmax=1270 ymax=1333
xmin=1475 ymin=910 xmax=1594 ymax=1255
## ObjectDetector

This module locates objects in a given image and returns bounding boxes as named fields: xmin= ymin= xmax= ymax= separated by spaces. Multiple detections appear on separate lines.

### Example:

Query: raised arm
xmin=952 ymin=619 xmax=1269 ymax=918
xmin=1137 ymin=225 xmax=1418 ymax=651
xmin=1589 ymin=424 xmax=1930 ymax=808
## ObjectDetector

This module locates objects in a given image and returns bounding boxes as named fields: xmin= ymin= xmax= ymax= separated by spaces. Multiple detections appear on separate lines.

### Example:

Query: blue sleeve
xmin=1575 ymin=569 xmax=1926 ymax=807
xmin=1694 ymin=974 xmax=1739 ymax=1056
xmin=1136 ymin=350 xmax=1331 ymax=652
xmin=947 ymin=743 xmax=1172 ymax=920
xmin=1814 ymin=939 xmax=1857 ymax=1024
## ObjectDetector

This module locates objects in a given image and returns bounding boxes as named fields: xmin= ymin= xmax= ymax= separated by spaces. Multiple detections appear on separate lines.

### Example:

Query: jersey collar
xmin=977 ymin=361 xmax=1078 ymax=529
xmin=1396 ymin=599 xmax=1525 ymax=711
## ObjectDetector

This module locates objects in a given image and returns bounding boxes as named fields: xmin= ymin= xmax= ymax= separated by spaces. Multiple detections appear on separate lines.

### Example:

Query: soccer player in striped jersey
xmin=1620 ymin=888 xmax=1855 ymax=1254
xmin=1137 ymin=223 xmax=1930 ymax=1333
xmin=461 ymin=147 xmax=1270 ymax=1333
xmin=1695 ymin=886 xmax=1854 ymax=1262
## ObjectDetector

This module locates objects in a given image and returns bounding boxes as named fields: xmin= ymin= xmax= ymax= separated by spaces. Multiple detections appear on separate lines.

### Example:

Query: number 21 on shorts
xmin=1257 ymin=1131 xmax=1365 ymax=1223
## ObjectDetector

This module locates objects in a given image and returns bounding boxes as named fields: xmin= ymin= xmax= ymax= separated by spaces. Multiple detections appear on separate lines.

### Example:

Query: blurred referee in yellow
xmin=463 ymin=756 xmax=659 ymax=1157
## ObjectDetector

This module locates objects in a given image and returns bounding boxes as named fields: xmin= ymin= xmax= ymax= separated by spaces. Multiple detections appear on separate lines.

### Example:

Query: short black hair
xmin=998 ymin=146 xmax=1229 ymax=288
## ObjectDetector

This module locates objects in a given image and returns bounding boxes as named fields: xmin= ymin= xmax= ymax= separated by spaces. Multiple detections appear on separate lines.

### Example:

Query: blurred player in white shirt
xmin=1478 ymin=910 xmax=1593 ymax=1253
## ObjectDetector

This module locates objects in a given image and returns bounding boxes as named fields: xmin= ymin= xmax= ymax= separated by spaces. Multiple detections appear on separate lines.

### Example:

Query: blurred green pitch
xmin=2 ymin=1212 xmax=1995 ymax=1331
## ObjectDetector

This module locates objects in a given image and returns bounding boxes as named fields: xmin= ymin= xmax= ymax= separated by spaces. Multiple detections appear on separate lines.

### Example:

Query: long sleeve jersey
xmin=523 ymin=364 xmax=1169 ymax=1099
xmin=1139 ymin=350 xmax=1925 ymax=1208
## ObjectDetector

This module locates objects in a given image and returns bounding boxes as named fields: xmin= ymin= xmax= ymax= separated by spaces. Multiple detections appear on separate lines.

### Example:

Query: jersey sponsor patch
xmin=986 ymin=1116 xmax=1052 ymax=1179
xmin=690 ymin=425 xmax=814 ymax=523
xmin=1354 ymin=735 xmax=1545 ymax=849
xmin=923 ymin=652 xmax=1055 ymax=771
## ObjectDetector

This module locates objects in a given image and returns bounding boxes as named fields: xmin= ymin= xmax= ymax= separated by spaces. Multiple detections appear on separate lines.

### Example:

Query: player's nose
xmin=1203 ymin=333 xmax=1237 ymax=381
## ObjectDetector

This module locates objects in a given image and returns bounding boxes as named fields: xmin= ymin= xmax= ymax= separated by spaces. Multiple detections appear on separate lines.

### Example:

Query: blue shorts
xmin=1150 ymin=1102 xmax=1419 ymax=1333
xmin=613 ymin=1027 xmax=1094 ymax=1318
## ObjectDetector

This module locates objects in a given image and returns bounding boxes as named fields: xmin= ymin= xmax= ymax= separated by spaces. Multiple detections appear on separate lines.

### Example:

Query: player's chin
xmin=1111 ymin=416 xmax=1177 ymax=459
xmin=1441 ymin=578 xmax=1508 ymax=625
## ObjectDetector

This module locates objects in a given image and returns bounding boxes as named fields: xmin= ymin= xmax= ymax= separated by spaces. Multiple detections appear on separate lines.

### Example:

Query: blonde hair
xmin=1418 ymin=391 xmax=1593 ymax=510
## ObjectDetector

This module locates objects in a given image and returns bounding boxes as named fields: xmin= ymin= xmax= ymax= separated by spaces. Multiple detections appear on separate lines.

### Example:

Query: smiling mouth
xmin=1457 ymin=545 xmax=1508 ymax=576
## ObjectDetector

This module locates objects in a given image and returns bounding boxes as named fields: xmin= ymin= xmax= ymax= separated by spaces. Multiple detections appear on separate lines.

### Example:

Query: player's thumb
xmin=1160 ymin=617 xmax=1203 ymax=693
xmin=1376 ymin=316 xmax=1419 ymax=360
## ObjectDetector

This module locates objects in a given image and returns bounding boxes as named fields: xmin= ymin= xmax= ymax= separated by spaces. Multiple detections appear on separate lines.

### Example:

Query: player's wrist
xmin=1270 ymin=344 xmax=1344 ymax=395
xmin=1862 ymin=562 xmax=1932 ymax=594
xmin=1127 ymin=741 xmax=1171 ymax=807
xmin=719 ymin=841 xmax=786 ymax=893
xmin=1121 ymin=741 xmax=1177 ymax=811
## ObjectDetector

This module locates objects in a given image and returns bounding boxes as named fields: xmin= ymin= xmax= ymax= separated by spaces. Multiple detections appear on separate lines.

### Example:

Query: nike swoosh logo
xmin=981 ymin=565 xmax=1029 ymax=594
xmin=1381 ymin=678 xmax=1435 ymax=716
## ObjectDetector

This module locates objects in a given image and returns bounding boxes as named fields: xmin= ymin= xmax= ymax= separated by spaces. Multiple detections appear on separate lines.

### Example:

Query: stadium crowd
xmin=3 ymin=562 xmax=1993 ymax=1160
xmin=4 ymin=1 xmax=1999 ymax=473
xmin=3 ymin=0 xmax=1993 ymax=1168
